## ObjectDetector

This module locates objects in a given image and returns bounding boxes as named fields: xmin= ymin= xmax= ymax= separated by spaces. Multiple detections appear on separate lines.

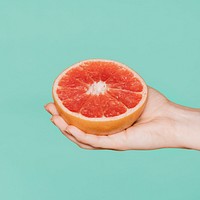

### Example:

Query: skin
xmin=44 ymin=87 xmax=200 ymax=150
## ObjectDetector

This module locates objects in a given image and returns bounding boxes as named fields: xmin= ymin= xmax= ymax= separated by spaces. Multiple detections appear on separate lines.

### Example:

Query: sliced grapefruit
xmin=52 ymin=59 xmax=148 ymax=135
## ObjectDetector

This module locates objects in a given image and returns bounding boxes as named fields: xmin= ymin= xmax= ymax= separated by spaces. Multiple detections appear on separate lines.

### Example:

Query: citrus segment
xmin=80 ymin=61 xmax=121 ymax=82
xmin=80 ymin=96 xmax=103 ymax=118
xmin=108 ymin=77 xmax=143 ymax=92
xmin=80 ymin=62 xmax=102 ymax=82
xmin=65 ymin=67 xmax=93 ymax=84
xmin=58 ymin=75 xmax=88 ymax=88
xmin=106 ymin=68 xmax=143 ymax=92
xmin=100 ymin=62 xmax=120 ymax=81
xmin=57 ymin=87 xmax=88 ymax=100
xmin=108 ymin=89 xmax=142 ymax=108
xmin=99 ymin=93 xmax=127 ymax=117
xmin=62 ymin=93 xmax=89 ymax=112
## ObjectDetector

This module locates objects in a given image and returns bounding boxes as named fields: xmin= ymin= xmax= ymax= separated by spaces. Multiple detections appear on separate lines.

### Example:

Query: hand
xmin=44 ymin=87 xmax=200 ymax=150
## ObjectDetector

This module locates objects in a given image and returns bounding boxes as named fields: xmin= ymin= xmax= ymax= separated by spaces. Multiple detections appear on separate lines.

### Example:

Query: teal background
xmin=1 ymin=0 xmax=200 ymax=199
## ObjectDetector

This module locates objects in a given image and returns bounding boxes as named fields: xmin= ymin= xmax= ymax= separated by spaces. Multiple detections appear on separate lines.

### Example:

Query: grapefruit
xmin=52 ymin=59 xmax=148 ymax=135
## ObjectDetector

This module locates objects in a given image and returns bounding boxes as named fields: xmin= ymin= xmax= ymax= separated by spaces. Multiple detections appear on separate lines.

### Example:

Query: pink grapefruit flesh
xmin=53 ymin=59 xmax=148 ymax=135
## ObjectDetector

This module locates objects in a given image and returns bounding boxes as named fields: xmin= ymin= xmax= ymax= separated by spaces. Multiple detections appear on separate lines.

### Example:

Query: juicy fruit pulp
xmin=53 ymin=59 xmax=148 ymax=135
xmin=56 ymin=61 xmax=143 ymax=118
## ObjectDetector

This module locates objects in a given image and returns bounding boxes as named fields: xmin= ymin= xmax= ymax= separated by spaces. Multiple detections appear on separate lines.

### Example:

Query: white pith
xmin=86 ymin=81 xmax=107 ymax=95
xmin=53 ymin=59 xmax=148 ymax=122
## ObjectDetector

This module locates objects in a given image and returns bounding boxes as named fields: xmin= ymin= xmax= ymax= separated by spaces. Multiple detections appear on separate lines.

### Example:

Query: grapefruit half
xmin=52 ymin=59 xmax=148 ymax=135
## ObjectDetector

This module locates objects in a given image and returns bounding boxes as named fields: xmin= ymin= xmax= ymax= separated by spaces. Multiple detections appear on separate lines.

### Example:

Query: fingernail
xmin=50 ymin=117 xmax=55 ymax=125
xmin=65 ymin=127 xmax=72 ymax=135
xmin=44 ymin=105 xmax=51 ymax=113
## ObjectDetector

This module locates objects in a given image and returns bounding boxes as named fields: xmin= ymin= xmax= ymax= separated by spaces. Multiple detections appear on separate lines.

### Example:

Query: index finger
xmin=44 ymin=102 xmax=59 ymax=115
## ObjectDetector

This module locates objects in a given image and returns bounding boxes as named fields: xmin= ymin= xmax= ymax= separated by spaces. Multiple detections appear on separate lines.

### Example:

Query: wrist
xmin=169 ymin=102 xmax=200 ymax=150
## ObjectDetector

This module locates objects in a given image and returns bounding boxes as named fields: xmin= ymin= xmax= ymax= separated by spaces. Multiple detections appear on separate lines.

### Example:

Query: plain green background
xmin=1 ymin=0 xmax=200 ymax=199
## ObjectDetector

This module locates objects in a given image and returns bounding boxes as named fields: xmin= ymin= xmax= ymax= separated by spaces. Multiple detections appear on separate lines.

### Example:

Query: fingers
xmin=64 ymin=132 xmax=96 ymax=150
xmin=50 ymin=115 xmax=68 ymax=132
xmin=65 ymin=123 xmax=160 ymax=150
xmin=66 ymin=126 xmax=128 ymax=150
xmin=44 ymin=102 xmax=59 ymax=115
xmin=48 ymin=111 xmax=95 ymax=150
xmin=44 ymin=102 xmax=127 ymax=150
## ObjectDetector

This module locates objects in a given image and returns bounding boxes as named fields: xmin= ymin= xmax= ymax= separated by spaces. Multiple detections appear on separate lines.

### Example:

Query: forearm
xmin=169 ymin=102 xmax=200 ymax=150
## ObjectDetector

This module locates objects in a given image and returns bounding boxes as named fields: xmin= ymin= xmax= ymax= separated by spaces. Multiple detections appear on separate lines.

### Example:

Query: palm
xmin=123 ymin=87 xmax=172 ymax=150
xmin=45 ymin=87 xmax=175 ymax=150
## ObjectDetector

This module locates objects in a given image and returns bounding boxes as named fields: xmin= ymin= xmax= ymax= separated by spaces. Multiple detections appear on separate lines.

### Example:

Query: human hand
xmin=45 ymin=87 xmax=200 ymax=150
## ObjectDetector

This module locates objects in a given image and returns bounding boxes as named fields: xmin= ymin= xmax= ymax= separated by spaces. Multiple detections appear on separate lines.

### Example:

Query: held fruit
xmin=52 ymin=59 xmax=148 ymax=135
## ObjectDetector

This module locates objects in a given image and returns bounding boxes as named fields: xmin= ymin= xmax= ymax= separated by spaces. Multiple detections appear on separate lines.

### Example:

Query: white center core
xmin=86 ymin=81 xmax=107 ymax=95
